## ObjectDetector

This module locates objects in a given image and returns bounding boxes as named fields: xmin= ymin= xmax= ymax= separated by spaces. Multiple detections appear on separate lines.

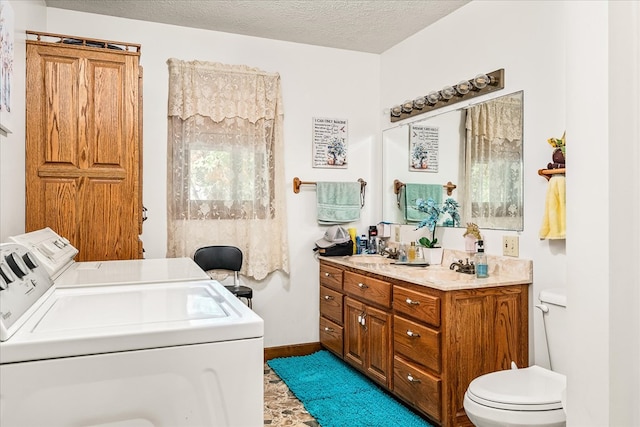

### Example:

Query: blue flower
xmin=413 ymin=197 xmax=460 ymax=248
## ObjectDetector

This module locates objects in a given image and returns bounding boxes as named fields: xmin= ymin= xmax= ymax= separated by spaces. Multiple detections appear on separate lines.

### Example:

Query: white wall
xmin=0 ymin=0 xmax=46 ymax=241
xmin=41 ymin=8 xmax=381 ymax=348
xmin=381 ymin=0 xmax=567 ymax=368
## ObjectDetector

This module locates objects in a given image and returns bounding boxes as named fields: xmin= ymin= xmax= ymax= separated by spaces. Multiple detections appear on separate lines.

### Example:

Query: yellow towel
xmin=539 ymin=175 xmax=566 ymax=240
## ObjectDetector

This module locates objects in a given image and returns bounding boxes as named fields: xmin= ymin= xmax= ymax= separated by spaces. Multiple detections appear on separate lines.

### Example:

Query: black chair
xmin=193 ymin=245 xmax=253 ymax=308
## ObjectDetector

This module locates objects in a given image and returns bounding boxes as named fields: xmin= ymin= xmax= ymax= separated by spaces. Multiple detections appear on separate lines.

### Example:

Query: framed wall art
xmin=312 ymin=117 xmax=348 ymax=169
xmin=0 ymin=0 xmax=14 ymax=136
xmin=409 ymin=124 xmax=439 ymax=172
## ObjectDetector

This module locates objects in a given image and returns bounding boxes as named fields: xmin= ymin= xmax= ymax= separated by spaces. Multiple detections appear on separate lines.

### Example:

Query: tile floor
xmin=264 ymin=364 xmax=319 ymax=426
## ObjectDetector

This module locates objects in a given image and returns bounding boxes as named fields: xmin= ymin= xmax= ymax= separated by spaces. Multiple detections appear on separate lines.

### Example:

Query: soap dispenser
xmin=474 ymin=240 xmax=489 ymax=278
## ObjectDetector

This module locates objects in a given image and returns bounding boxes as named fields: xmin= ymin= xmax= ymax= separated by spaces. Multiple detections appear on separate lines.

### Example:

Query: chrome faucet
xmin=449 ymin=258 xmax=475 ymax=275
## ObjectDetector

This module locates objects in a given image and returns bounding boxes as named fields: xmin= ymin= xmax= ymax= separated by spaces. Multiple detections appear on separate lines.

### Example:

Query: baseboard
xmin=264 ymin=342 xmax=322 ymax=361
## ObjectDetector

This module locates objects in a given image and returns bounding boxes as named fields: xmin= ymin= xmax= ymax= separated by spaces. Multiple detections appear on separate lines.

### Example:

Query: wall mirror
xmin=382 ymin=91 xmax=524 ymax=231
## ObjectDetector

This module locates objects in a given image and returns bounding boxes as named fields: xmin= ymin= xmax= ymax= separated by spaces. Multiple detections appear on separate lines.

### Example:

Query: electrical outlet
xmin=503 ymin=236 xmax=519 ymax=257
xmin=394 ymin=225 xmax=401 ymax=242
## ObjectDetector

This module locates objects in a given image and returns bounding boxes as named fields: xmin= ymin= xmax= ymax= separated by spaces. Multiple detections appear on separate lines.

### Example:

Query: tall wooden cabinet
xmin=26 ymin=32 xmax=143 ymax=261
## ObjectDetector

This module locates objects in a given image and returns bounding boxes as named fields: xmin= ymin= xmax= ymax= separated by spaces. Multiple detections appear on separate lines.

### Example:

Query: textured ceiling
xmin=44 ymin=0 xmax=470 ymax=53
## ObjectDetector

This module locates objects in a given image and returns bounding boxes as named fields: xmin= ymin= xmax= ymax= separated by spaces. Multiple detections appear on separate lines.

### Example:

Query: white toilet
xmin=463 ymin=288 xmax=567 ymax=427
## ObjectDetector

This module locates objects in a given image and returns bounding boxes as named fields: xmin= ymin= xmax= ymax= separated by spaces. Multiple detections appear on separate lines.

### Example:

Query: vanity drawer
xmin=320 ymin=263 xmax=343 ymax=291
xmin=394 ymin=315 xmax=441 ymax=373
xmin=393 ymin=285 xmax=441 ymax=327
xmin=344 ymin=271 xmax=391 ymax=308
xmin=320 ymin=317 xmax=343 ymax=357
xmin=320 ymin=285 xmax=343 ymax=324
xmin=394 ymin=356 xmax=441 ymax=422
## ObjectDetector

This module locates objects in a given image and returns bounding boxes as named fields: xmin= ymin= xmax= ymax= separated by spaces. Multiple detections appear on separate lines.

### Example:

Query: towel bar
xmin=393 ymin=179 xmax=457 ymax=196
xmin=292 ymin=177 xmax=366 ymax=194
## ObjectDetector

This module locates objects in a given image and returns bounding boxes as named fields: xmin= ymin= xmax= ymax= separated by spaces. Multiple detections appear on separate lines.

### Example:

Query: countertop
xmin=320 ymin=250 xmax=532 ymax=291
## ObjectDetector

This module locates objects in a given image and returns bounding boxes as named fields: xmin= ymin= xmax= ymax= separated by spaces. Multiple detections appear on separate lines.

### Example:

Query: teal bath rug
xmin=267 ymin=350 xmax=433 ymax=427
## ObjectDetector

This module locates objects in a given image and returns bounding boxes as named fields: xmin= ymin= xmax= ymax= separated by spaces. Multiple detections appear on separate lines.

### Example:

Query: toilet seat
xmin=466 ymin=365 xmax=566 ymax=411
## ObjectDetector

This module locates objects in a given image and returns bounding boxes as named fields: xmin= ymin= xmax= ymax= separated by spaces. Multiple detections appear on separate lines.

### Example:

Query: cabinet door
xmin=344 ymin=297 xmax=366 ymax=370
xmin=26 ymin=43 xmax=141 ymax=261
xmin=364 ymin=304 xmax=392 ymax=388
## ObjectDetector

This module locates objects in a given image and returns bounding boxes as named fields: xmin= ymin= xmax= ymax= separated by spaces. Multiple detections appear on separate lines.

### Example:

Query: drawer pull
xmin=407 ymin=374 xmax=421 ymax=383
xmin=358 ymin=282 xmax=369 ymax=289
xmin=405 ymin=298 xmax=420 ymax=305
xmin=324 ymin=272 xmax=331 ymax=277
xmin=406 ymin=330 xmax=421 ymax=338
xmin=324 ymin=295 xmax=334 ymax=300
xmin=324 ymin=327 xmax=334 ymax=332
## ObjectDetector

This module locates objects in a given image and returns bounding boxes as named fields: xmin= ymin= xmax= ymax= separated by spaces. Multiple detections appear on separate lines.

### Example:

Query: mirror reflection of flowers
xmin=411 ymin=143 xmax=429 ymax=169
xmin=327 ymin=137 xmax=347 ymax=166
xmin=413 ymin=197 xmax=460 ymax=248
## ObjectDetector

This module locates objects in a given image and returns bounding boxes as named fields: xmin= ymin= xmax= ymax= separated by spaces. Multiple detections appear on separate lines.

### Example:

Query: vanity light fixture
xmin=413 ymin=96 xmax=426 ymax=109
xmin=390 ymin=105 xmax=402 ymax=117
xmin=401 ymin=100 xmax=413 ymax=113
xmin=441 ymin=85 xmax=456 ymax=100
xmin=426 ymin=90 xmax=441 ymax=105
xmin=389 ymin=68 xmax=505 ymax=122
xmin=456 ymin=80 xmax=472 ymax=95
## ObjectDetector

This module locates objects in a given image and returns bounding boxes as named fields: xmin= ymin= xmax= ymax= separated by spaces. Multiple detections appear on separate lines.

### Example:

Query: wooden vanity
xmin=319 ymin=253 xmax=532 ymax=427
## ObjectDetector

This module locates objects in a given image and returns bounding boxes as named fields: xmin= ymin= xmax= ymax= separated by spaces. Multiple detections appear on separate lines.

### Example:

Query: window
xmin=166 ymin=59 xmax=288 ymax=280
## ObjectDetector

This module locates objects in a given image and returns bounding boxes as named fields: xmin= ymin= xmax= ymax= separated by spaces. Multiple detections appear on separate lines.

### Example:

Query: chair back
xmin=194 ymin=246 xmax=243 ymax=286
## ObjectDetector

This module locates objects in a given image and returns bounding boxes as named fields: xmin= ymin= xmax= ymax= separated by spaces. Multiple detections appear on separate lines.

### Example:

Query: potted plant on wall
xmin=413 ymin=197 xmax=460 ymax=264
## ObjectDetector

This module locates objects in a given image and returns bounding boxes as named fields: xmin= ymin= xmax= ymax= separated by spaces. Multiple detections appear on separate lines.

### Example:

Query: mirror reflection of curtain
xmin=463 ymin=93 xmax=523 ymax=230
xmin=166 ymin=59 xmax=289 ymax=280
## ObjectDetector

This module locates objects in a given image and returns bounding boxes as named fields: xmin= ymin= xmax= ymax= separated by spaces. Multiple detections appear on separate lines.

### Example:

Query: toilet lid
xmin=466 ymin=365 xmax=566 ymax=411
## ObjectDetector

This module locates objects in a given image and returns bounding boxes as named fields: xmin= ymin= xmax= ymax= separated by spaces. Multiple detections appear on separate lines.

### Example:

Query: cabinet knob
xmin=324 ymin=327 xmax=334 ymax=332
xmin=406 ymin=330 xmax=421 ymax=338
xmin=324 ymin=272 xmax=331 ymax=277
xmin=405 ymin=298 xmax=420 ymax=305
xmin=407 ymin=374 xmax=421 ymax=383
xmin=358 ymin=282 xmax=369 ymax=289
xmin=324 ymin=295 xmax=334 ymax=300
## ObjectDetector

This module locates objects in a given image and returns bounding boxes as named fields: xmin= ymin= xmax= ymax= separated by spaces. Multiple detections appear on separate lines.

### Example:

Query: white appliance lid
xmin=0 ymin=280 xmax=263 ymax=364
xmin=55 ymin=257 xmax=210 ymax=287
xmin=466 ymin=365 xmax=566 ymax=411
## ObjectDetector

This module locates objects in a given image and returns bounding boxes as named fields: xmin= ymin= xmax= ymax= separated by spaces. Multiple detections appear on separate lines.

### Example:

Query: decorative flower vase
xmin=422 ymin=247 xmax=444 ymax=265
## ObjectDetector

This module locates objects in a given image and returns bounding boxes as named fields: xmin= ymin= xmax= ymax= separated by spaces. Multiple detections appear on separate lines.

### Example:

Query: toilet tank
xmin=539 ymin=288 xmax=567 ymax=375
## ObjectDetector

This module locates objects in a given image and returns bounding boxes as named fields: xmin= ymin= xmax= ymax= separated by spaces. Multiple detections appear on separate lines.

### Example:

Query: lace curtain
xmin=463 ymin=93 xmax=523 ymax=230
xmin=166 ymin=59 xmax=289 ymax=280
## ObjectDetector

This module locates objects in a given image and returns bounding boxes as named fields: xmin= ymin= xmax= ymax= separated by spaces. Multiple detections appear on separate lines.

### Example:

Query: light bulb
xmin=390 ymin=105 xmax=402 ymax=117
xmin=472 ymin=73 xmax=491 ymax=89
xmin=426 ymin=91 xmax=440 ymax=104
xmin=456 ymin=80 xmax=472 ymax=95
xmin=413 ymin=96 xmax=426 ymax=110
xmin=401 ymin=100 xmax=413 ymax=113
xmin=441 ymin=85 xmax=456 ymax=100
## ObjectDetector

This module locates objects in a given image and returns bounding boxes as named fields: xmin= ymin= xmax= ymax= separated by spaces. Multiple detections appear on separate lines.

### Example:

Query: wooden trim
xmin=264 ymin=342 xmax=323 ymax=361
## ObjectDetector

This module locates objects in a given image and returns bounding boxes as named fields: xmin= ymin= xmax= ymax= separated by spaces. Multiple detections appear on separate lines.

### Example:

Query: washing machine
xmin=0 ymin=242 xmax=264 ymax=426
xmin=9 ymin=227 xmax=210 ymax=287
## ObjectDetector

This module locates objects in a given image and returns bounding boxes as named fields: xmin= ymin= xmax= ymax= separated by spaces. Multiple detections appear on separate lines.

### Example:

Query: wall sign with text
xmin=312 ymin=117 xmax=348 ymax=169
xmin=409 ymin=124 xmax=439 ymax=172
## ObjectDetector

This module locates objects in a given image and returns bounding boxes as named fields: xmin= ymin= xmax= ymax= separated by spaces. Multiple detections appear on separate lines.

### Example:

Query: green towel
xmin=317 ymin=182 xmax=361 ymax=224
xmin=404 ymin=183 xmax=443 ymax=222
